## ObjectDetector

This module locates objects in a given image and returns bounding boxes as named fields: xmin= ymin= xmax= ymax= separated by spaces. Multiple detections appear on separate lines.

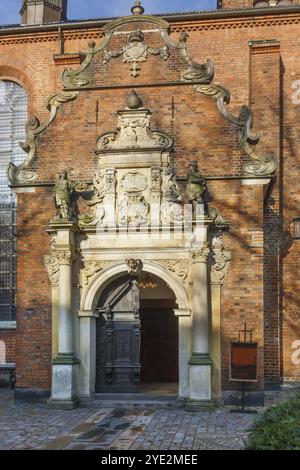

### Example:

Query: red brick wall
xmin=15 ymin=189 xmax=52 ymax=389
xmin=221 ymin=0 xmax=252 ymax=8
xmin=0 ymin=8 xmax=300 ymax=390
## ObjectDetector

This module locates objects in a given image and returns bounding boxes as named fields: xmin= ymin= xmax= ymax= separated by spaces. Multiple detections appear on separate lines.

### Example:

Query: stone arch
xmin=0 ymin=59 xmax=42 ymax=115
xmin=80 ymin=261 xmax=190 ymax=314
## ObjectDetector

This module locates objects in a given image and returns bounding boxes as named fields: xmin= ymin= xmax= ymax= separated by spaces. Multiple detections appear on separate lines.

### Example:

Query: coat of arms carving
xmin=102 ymin=29 xmax=170 ymax=78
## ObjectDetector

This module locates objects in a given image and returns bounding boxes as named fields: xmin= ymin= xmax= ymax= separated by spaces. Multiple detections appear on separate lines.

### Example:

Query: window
xmin=0 ymin=80 xmax=27 ymax=322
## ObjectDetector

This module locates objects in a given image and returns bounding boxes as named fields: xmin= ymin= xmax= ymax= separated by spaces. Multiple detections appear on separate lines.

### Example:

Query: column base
xmin=185 ymin=398 xmax=216 ymax=411
xmin=50 ymin=356 xmax=80 ymax=408
xmin=47 ymin=397 xmax=80 ymax=410
xmin=189 ymin=353 xmax=212 ymax=402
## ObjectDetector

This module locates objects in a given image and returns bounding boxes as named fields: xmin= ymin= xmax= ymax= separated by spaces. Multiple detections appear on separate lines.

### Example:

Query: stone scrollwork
xmin=44 ymin=254 xmax=60 ymax=286
xmin=44 ymin=249 xmax=77 ymax=284
xmin=210 ymin=234 xmax=231 ymax=285
xmin=194 ymin=84 xmax=277 ymax=177
xmin=154 ymin=259 xmax=189 ymax=280
xmin=62 ymin=40 xmax=96 ymax=88
xmin=179 ymin=32 xmax=214 ymax=84
xmin=79 ymin=171 xmax=106 ymax=226
xmin=191 ymin=245 xmax=211 ymax=264
xmin=8 ymin=91 xmax=78 ymax=185
xmin=208 ymin=206 xmax=228 ymax=228
xmin=81 ymin=260 xmax=113 ymax=287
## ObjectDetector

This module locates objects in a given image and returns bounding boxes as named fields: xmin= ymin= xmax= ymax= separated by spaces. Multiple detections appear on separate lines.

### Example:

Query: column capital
xmin=57 ymin=250 xmax=77 ymax=266
xmin=191 ymin=244 xmax=210 ymax=264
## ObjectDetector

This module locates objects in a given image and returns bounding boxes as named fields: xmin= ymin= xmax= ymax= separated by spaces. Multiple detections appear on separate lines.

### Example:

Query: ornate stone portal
xmin=45 ymin=90 xmax=230 ymax=409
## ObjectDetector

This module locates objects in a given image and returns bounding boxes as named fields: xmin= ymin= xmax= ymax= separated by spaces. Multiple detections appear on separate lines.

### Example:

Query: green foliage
xmin=246 ymin=393 xmax=300 ymax=450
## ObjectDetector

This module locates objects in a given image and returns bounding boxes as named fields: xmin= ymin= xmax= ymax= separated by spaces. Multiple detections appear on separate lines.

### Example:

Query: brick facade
xmin=0 ymin=3 xmax=300 ymax=395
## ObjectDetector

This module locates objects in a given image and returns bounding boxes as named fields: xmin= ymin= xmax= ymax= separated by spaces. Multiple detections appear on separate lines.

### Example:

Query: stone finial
xmin=276 ymin=0 xmax=293 ymax=5
xmin=126 ymin=90 xmax=144 ymax=109
xmin=131 ymin=1 xmax=145 ymax=15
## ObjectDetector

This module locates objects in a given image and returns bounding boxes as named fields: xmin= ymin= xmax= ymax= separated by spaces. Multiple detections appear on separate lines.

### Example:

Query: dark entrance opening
xmin=95 ymin=273 xmax=178 ymax=394
xmin=140 ymin=299 xmax=179 ymax=385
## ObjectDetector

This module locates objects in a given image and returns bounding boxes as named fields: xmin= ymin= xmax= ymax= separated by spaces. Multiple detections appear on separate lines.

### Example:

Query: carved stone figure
xmin=186 ymin=161 xmax=207 ymax=216
xmin=53 ymin=170 xmax=73 ymax=221
xmin=126 ymin=259 xmax=143 ymax=276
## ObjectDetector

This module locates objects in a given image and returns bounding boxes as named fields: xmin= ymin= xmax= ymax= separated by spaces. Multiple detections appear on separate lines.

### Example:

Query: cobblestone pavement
xmin=0 ymin=389 xmax=258 ymax=450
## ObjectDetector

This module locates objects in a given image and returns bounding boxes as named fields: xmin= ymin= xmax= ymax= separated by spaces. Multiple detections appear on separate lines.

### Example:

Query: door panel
xmin=96 ymin=276 xmax=141 ymax=393
xmin=140 ymin=302 xmax=178 ymax=383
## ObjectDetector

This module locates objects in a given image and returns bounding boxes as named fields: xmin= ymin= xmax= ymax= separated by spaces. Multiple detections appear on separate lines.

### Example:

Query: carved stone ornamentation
xmin=8 ymin=92 xmax=78 ymax=185
xmin=194 ymin=84 xmax=277 ymax=177
xmin=119 ymin=192 xmax=149 ymax=226
xmin=57 ymin=250 xmax=76 ymax=266
xmin=51 ymin=170 xmax=88 ymax=223
xmin=154 ymin=259 xmax=189 ymax=280
xmin=191 ymin=245 xmax=210 ymax=264
xmin=44 ymin=254 xmax=60 ymax=286
xmin=179 ymin=32 xmax=214 ymax=84
xmin=161 ymin=165 xmax=183 ymax=223
xmin=79 ymin=171 xmax=106 ymax=226
xmin=210 ymin=234 xmax=231 ymax=285
xmin=186 ymin=160 xmax=207 ymax=216
xmin=208 ymin=206 xmax=228 ymax=228
xmin=96 ymin=92 xmax=173 ymax=151
xmin=125 ymin=259 xmax=143 ymax=276
xmin=81 ymin=260 xmax=113 ymax=287
xmin=53 ymin=170 xmax=73 ymax=222
xmin=118 ymin=170 xmax=149 ymax=226
xmin=121 ymin=171 xmax=148 ymax=193
xmin=102 ymin=29 xmax=170 ymax=78
xmin=151 ymin=167 xmax=161 ymax=192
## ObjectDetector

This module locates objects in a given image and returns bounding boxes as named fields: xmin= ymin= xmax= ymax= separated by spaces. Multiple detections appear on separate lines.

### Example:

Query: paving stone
xmin=1 ymin=388 xmax=293 ymax=450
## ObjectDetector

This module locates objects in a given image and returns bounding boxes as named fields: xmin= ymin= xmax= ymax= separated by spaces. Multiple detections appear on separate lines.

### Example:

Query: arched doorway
xmin=95 ymin=272 xmax=178 ymax=394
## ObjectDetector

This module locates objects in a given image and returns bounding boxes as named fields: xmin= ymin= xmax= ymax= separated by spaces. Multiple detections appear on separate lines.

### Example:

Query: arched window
xmin=0 ymin=80 xmax=27 ymax=323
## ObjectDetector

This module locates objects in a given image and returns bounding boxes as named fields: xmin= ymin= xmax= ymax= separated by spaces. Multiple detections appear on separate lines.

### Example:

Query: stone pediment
xmin=96 ymin=93 xmax=173 ymax=153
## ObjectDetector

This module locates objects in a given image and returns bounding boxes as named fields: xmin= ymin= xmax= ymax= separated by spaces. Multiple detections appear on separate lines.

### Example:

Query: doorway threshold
xmin=92 ymin=393 xmax=179 ymax=405
xmin=91 ymin=383 xmax=180 ymax=405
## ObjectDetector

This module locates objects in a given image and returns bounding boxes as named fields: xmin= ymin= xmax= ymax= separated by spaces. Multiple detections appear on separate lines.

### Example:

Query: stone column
xmin=58 ymin=252 xmax=74 ymax=355
xmin=78 ymin=312 xmax=97 ymax=399
xmin=186 ymin=244 xmax=214 ymax=409
xmin=210 ymin=234 xmax=231 ymax=402
xmin=47 ymin=225 xmax=80 ymax=409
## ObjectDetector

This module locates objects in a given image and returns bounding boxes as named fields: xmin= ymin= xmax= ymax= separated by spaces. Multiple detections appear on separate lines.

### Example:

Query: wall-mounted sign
xmin=230 ymin=342 xmax=258 ymax=382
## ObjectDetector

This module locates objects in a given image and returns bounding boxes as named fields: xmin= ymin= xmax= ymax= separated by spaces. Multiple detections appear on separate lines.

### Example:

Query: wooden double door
xmin=95 ymin=276 xmax=178 ymax=393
